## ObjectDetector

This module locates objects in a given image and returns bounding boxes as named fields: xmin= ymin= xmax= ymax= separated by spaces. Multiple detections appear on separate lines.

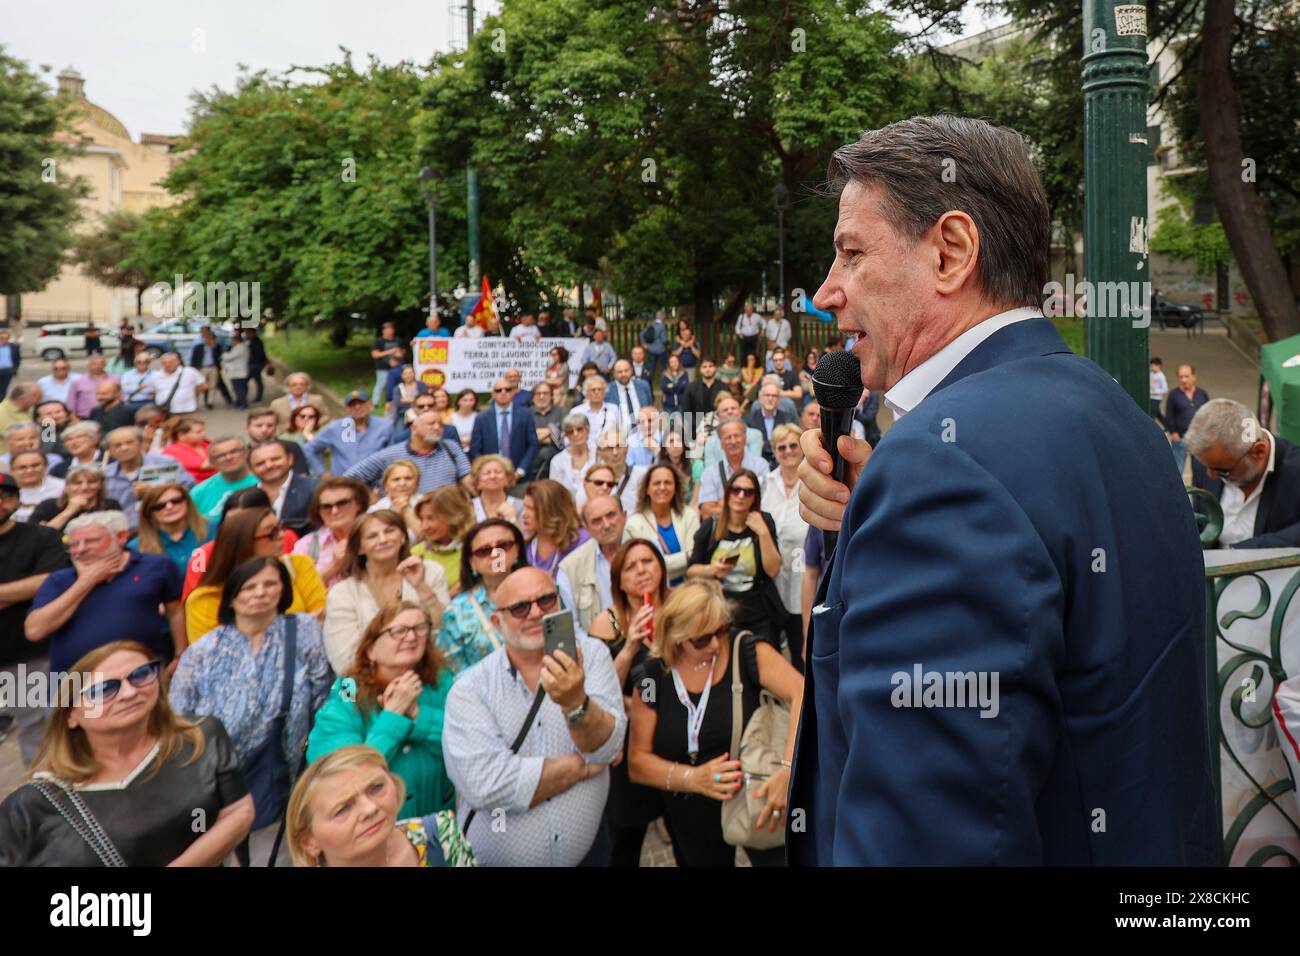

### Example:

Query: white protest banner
xmin=138 ymin=461 xmax=184 ymax=485
xmin=415 ymin=337 xmax=585 ymax=393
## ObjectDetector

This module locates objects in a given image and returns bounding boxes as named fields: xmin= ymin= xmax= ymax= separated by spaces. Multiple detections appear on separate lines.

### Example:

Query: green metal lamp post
xmin=1081 ymin=0 xmax=1150 ymax=407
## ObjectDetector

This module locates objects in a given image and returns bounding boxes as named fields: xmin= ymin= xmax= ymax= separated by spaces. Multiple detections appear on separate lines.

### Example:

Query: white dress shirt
xmin=1219 ymin=431 xmax=1276 ymax=547
xmin=883 ymin=307 xmax=1041 ymax=422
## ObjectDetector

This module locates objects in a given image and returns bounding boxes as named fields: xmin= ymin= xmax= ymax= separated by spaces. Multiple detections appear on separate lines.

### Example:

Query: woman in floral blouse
xmin=287 ymin=745 xmax=473 ymax=867
xmin=434 ymin=518 xmax=527 ymax=676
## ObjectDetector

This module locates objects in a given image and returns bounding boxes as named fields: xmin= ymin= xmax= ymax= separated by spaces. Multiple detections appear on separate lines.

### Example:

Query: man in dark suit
xmin=791 ymin=115 xmax=1217 ymax=866
xmin=188 ymin=327 xmax=233 ymax=408
xmin=610 ymin=359 xmax=653 ymax=421
xmin=1187 ymin=398 xmax=1300 ymax=548
xmin=250 ymin=439 xmax=317 ymax=536
xmin=743 ymin=375 xmax=797 ymax=467
xmin=470 ymin=378 xmax=539 ymax=482
xmin=1164 ymin=363 xmax=1210 ymax=488
xmin=0 ymin=329 xmax=20 ymax=400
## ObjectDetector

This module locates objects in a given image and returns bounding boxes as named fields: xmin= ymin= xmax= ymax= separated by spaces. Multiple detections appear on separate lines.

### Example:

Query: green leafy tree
xmin=69 ymin=209 xmax=150 ymax=316
xmin=0 ymin=49 xmax=89 ymax=302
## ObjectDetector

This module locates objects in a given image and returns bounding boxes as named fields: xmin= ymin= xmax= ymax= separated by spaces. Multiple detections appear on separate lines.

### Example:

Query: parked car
xmin=137 ymin=318 xmax=234 ymax=357
xmin=33 ymin=323 xmax=122 ymax=361
xmin=1152 ymin=296 xmax=1204 ymax=331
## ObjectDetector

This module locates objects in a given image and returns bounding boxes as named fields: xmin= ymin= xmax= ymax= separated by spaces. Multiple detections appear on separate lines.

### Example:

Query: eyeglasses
xmin=254 ymin=522 xmax=285 ymax=540
xmin=492 ymin=387 xmax=511 ymax=394
xmin=413 ymin=402 xmax=436 ymax=410
xmin=471 ymin=539 xmax=518 ymax=559
xmin=149 ymin=496 xmax=187 ymax=512
xmin=319 ymin=499 xmax=357 ymax=513
xmin=1207 ymin=451 xmax=1250 ymax=480
xmin=379 ymin=622 xmax=432 ymax=642
xmin=501 ymin=591 xmax=560 ymax=620
xmin=774 ymin=443 xmax=800 ymax=453
xmin=729 ymin=486 xmax=757 ymax=498
xmin=687 ymin=626 xmax=728 ymax=650
xmin=80 ymin=660 xmax=162 ymax=706
xmin=587 ymin=478 xmax=615 ymax=488
xmin=212 ymin=448 xmax=244 ymax=461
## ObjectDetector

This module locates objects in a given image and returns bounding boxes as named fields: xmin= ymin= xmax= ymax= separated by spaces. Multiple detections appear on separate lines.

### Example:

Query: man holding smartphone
xmin=442 ymin=567 xmax=626 ymax=866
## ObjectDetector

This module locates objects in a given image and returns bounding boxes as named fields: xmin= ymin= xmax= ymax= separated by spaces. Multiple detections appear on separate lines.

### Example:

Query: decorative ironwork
xmin=1205 ymin=554 xmax=1300 ymax=865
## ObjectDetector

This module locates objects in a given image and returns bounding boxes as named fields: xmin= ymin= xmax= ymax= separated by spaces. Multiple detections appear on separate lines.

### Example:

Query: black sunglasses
xmin=492 ymin=387 xmax=512 ymax=394
xmin=501 ymin=591 xmax=560 ymax=620
xmin=729 ymin=486 xmax=757 ymax=498
xmin=688 ymin=626 xmax=728 ymax=650
xmin=471 ymin=538 xmax=518 ymax=559
xmin=587 ymin=478 xmax=616 ymax=488
xmin=149 ymin=496 xmax=187 ymax=512
xmin=81 ymin=660 xmax=163 ymax=705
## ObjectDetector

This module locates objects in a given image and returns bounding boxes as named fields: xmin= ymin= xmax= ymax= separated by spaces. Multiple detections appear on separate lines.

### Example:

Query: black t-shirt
xmin=774 ymin=367 xmax=799 ymax=392
xmin=689 ymin=512 xmax=779 ymax=595
xmin=372 ymin=336 xmax=403 ymax=371
xmin=0 ymin=716 xmax=249 ymax=866
xmin=27 ymin=497 xmax=122 ymax=528
xmin=0 ymin=522 xmax=71 ymax=665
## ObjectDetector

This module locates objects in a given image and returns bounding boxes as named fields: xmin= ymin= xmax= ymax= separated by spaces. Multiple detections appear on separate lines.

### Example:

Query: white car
xmin=138 ymin=318 xmax=235 ymax=358
xmin=33 ymin=323 xmax=122 ymax=361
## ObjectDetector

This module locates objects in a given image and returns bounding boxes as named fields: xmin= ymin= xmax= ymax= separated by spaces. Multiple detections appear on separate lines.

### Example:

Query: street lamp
xmin=417 ymin=166 xmax=439 ymax=320
xmin=772 ymin=182 xmax=789 ymax=318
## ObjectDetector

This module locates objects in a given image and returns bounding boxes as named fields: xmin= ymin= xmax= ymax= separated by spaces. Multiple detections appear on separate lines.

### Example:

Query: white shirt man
xmin=1219 ymin=429 xmax=1277 ymax=546
xmin=735 ymin=307 xmax=762 ymax=341
xmin=147 ymin=357 xmax=207 ymax=414
xmin=119 ymin=356 xmax=158 ymax=404
xmin=454 ymin=322 xmax=485 ymax=338
xmin=37 ymin=364 xmax=78 ymax=406
xmin=509 ymin=317 xmax=542 ymax=342
xmin=764 ymin=311 xmax=792 ymax=366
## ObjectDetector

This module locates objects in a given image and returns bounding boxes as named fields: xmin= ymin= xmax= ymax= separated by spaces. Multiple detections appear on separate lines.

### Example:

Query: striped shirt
xmin=345 ymin=439 xmax=469 ymax=493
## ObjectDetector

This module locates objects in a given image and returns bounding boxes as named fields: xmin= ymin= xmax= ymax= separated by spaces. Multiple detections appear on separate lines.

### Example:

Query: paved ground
xmin=0 ymin=322 xmax=1251 ymax=864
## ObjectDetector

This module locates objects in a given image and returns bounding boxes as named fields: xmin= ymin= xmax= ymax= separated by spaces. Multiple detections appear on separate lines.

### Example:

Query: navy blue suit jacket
xmin=469 ymin=404 xmax=539 ymax=476
xmin=610 ymin=377 xmax=653 ymax=420
xmin=788 ymin=318 xmax=1218 ymax=866
xmin=278 ymin=473 xmax=318 ymax=536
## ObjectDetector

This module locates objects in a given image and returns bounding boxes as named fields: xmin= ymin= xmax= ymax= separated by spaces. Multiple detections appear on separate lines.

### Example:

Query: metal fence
xmin=1204 ymin=553 xmax=1300 ymax=865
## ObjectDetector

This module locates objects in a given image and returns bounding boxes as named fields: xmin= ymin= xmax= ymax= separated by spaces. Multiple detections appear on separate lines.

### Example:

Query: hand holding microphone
xmin=799 ymin=349 xmax=872 ymax=556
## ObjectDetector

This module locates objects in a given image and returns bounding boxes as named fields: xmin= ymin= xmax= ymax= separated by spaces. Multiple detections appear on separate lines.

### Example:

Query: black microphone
xmin=811 ymin=349 xmax=863 ymax=560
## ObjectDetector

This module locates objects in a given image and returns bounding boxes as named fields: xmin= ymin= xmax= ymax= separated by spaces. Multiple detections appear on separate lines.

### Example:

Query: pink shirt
xmin=66 ymin=373 xmax=119 ymax=419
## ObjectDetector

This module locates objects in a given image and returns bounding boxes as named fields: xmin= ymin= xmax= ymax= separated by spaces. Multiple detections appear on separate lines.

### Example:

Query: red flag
xmin=470 ymin=275 xmax=496 ymax=329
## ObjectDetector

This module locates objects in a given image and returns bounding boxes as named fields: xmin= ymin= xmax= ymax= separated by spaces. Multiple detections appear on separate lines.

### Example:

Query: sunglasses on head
xmin=80 ymin=660 xmax=162 ymax=706
xmin=501 ymin=591 xmax=560 ymax=620
xmin=149 ymin=496 xmax=187 ymax=512
xmin=471 ymin=538 xmax=517 ymax=559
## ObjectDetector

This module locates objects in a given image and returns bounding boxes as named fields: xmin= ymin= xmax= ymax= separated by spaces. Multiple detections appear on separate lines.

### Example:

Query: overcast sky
xmin=4 ymin=0 xmax=1003 ymax=140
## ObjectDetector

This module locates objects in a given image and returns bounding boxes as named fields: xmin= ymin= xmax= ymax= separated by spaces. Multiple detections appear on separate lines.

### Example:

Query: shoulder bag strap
xmin=718 ymin=461 xmax=728 ymax=490
xmin=461 ymin=684 xmax=547 ymax=834
xmin=161 ymin=371 xmax=184 ymax=411
xmin=617 ymin=469 xmax=632 ymax=497
xmin=32 ymin=780 xmax=127 ymax=867
xmin=729 ymin=633 xmax=746 ymax=763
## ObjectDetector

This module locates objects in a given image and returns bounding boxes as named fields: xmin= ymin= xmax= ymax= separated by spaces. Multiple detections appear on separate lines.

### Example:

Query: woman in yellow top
xmin=185 ymin=506 xmax=326 ymax=643
xmin=412 ymin=485 xmax=475 ymax=595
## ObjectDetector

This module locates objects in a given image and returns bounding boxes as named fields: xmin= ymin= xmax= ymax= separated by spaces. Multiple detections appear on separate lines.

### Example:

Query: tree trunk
xmin=1199 ymin=0 xmax=1300 ymax=341
xmin=692 ymin=273 xmax=714 ymax=356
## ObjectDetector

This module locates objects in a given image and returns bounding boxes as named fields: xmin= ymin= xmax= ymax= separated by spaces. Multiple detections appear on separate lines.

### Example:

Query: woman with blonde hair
xmin=130 ymin=481 xmax=211 ymax=573
xmin=287 ymin=745 xmax=473 ymax=867
xmin=627 ymin=579 xmax=802 ymax=867
xmin=28 ymin=463 xmax=123 ymax=530
xmin=412 ymin=485 xmax=475 ymax=592
xmin=370 ymin=459 xmax=422 ymax=538
xmin=323 ymin=509 xmax=449 ymax=674
xmin=521 ymin=478 xmax=589 ymax=576
xmin=468 ymin=453 xmax=519 ymax=524
xmin=0 ymin=641 xmax=255 ymax=865
xmin=308 ymin=602 xmax=456 ymax=816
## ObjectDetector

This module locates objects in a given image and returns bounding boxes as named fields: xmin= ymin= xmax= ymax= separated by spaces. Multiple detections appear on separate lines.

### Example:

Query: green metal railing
xmin=1204 ymin=553 xmax=1300 ymax=866
xmin=606 ymin=316 xmax=841 ymax=365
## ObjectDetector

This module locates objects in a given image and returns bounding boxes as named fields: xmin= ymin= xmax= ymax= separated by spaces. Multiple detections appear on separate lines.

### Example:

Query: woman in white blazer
xmin=624 ymin=462 xmax=700 ymax=586
xmin=322 ymin=510 xmax=450 ymax=674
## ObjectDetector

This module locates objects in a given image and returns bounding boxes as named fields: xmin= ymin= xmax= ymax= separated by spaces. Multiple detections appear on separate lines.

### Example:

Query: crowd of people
xmin=0 ymin=306 xmax=867 ymax=868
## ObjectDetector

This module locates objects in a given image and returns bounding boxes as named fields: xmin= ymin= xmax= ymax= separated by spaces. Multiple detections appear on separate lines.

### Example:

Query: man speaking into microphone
xmin=788 ymin=116 xmax=1218 ymax=866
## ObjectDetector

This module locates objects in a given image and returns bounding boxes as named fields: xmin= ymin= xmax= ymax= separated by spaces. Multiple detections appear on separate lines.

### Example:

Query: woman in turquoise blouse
xmin=307 ymin=602 xmax=455 ymax=817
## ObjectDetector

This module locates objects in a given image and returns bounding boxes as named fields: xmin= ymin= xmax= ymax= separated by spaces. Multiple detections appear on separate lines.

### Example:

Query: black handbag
xmin=242 ymin=616 xmax=300 ymax=832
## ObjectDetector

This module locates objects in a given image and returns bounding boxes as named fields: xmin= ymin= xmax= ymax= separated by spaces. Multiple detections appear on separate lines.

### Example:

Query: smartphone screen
xmin=542 ymin=610 xmax=576 ymax=660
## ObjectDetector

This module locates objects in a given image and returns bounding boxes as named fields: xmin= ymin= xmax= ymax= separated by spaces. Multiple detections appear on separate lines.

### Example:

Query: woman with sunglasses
xmin=171 ymin=556 xmax=333 ymax=866
xmin=308 ymin=602 xmax=456 ymax=817
xmin=28 ymin=463 xmax=123 ymax=531
xmin=626 ymin=462 xmax=700 ymax=587
xmin=547 ymin=413 xmax=595 ymax=503
xmin=627 ymin=579 xmax=803 ymax=867
xmin=323 ymin=510 xmax=449 ymax=674
xmin=185 ymin=506 xmax=327 ymax=644
xmin=522 ymin=479 xmax=589 ymax=577
xmin=587 ymin=540 xmax=675 ymax=866
xmin=468 ymin=454 xmax=519 ymax=525
xmin=293 ymin=477 xmax=371 ymax=586
xmin=434 ymin=518 xmax=527 ymax=675
xmin=130 ymin=482 xmax=211 ymax=573
xmin=760 ymin=423 xmax=810 ymax=668
xmin=686 ymin=469 xmax=784 ymax=648
xmin=0 ymin=641 xmax=255 ymax=866
xmin=280 ymin=405 xmax=321 ymax=447
xmin=288 ymin=744 xmax=474 ymax=867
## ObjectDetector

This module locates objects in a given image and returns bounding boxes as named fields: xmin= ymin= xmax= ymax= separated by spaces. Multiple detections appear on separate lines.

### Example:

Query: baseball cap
xmin=0 ymin=473 xmax=18 ymax=493
xmin=344 ymin=390 xmax=370 ymax=404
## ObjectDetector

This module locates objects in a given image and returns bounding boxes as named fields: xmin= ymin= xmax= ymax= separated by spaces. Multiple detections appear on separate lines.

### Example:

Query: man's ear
xmin=928 ymin=211 xmax=982 ymax=297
